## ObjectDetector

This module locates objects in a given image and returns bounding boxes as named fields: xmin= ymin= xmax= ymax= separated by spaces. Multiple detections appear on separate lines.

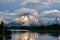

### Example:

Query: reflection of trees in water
xmin=37 ymin=32 xmax=60 ymax=37
xmin=47 ymin=32 xmax=60 ymax=37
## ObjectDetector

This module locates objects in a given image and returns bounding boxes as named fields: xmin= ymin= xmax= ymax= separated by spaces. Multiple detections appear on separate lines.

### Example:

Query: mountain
xmin=6 ymin=22 xmax=23 ymax=27
xmin=5 ymin=22 xmax=39 ymax=27
xmin=52 ymin=18 xmax=60 ymax=24
xmin=5 ymin=18 xmax=60 ymax=27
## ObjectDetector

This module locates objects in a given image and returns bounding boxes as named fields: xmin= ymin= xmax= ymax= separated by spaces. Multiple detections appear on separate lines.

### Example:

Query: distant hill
xmin=5 ymin=22 xmax=23 ymax=27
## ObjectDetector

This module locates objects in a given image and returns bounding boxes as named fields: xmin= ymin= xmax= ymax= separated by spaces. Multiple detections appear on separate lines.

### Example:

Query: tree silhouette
xmin=0 ymin=22 xmax=4 ymax=40
xmin=0 ymin=22 xmax=4 ymax=33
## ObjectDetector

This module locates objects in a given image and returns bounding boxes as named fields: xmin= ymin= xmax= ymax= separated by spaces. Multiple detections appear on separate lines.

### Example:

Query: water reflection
xmin=37 ymin=34 xmax=58 ymax=40
xmin=10 ymin=31 xmax=58 ymax=40
xmin=11 ymin=32 xmax=38 ymax=40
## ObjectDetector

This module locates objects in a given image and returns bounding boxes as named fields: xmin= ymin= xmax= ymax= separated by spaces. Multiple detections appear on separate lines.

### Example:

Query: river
xmin=4 ymin=30 xmax=60 ymax=40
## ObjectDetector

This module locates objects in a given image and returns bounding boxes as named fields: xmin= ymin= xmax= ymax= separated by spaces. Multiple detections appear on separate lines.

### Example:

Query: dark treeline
xmin=5 ymin=24 xmax=60 ymax=31
xmin=1 ymin=22 xmax=60 ymax=33
xmin=6 ymin=24 xmax=60 ymax=32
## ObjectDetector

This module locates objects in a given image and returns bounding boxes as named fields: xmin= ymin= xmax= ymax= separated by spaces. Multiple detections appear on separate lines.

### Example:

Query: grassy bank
xmin=29 ymin=30 xmax=60 ymax=33
xmin=0 ymin=34 xmax=3 ymax=38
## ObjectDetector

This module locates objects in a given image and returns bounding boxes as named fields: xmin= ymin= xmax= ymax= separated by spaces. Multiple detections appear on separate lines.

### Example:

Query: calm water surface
xmin=5 ymin=30 xmax=60 ymax=40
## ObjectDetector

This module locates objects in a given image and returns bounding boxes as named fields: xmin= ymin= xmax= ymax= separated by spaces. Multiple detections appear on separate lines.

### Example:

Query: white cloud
xmin=42 ymin=10 xmax=60 ymax=14
xmin=0 ymin=11 xmax=17 ymax=16
xmin=0 ymin=11 xmax=18 ymax=23
xmin=55 ymin=0 xmax=60 ymax=2
xmin=39 ymin=10 xmax=60 ymax=18
xmin=21 ymin=0 xmax=60 ymax=10
xmin=22 ymin=0 xmax=60 ymax=5
xmin=21 ymin=0 xmax=40 ymax=6
xmin=14 ymin=8 xmax=38 ymax=16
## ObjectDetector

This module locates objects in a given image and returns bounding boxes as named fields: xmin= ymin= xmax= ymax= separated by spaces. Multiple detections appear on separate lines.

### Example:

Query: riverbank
xmin=0 ymin=34 xmax=3 ymax=38
xmin=5 ymin=27 xmax=60 ymax=33
xmin=5 ymin=26 xmax=60 ymax=33
xmin=29 ymin=30 xmax=60 ymax=33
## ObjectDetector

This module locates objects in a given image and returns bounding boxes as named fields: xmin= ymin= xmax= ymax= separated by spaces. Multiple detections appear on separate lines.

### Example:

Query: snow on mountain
xmin=52 ymin=18 xmax=60 ymax=24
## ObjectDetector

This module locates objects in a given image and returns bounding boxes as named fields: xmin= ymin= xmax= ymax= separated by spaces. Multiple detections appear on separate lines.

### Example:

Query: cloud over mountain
xmin=0 ymin=8 xmax=39 ymax=24
xmin=12 ymin=8 xmax=39 ymax=26
xmin=1 ymin=8 xmax=60 ymax=26
xmin=0 ymin=0 xmax=60 ymax=26
xmin=39 ymin=10 xmax=60 ymax=18
xmin=14 ymin=8 xmax=38 ymax=16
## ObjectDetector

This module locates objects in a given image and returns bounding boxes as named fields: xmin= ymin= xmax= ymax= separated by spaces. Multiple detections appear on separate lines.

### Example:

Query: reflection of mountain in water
xmin=11 ymin=32 xmax=58 ymax=40
xmin=11 ymin=32 xmax=38 ymax=40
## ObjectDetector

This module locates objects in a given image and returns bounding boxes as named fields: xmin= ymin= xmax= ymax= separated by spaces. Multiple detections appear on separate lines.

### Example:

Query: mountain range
xmin=4 ymin=18 xmax=60 ymax=27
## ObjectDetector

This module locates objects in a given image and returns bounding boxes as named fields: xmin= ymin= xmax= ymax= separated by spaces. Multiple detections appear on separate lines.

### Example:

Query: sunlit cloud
xmin=0 ymin=17 xmax=7 ymax=23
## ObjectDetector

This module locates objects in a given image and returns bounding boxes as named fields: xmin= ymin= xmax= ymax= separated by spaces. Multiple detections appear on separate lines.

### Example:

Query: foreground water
xmin=4 ymin=30 xmax=60 ymax=40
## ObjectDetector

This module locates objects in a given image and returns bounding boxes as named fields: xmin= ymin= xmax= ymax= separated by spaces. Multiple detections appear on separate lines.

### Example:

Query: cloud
xmin=0 ymin=11 xmax=17 ymax=16
xmin=0 ymin=17 xmax=7 ymax=23
xmin=0 ymin=8 xmax=57 ymax=25
xmin=0 ymin=0 xmax=60 ymax=25
xmin=0 ymin=8 xmax=38 ymax=23
xmin=0 ymin=11 xmax=18 ymax=23
xmin=21 ymin=0 xmax=60 ymax=10
xmin=55 ymin=0 xmax=60 ymax=2
xmin=0 ymin=0 xmax=16 ymax=3
xmin=22 ymin=2 xmax=48 ymax=10
xmin=39 ymin=10 xmax=60 ymax=18
xmin=21 ymin=0 xmax=60 ymax=5
xmin=1 ymin=8 xmax=59 ymax=25
xmin=21 ymin=0 xmax=40 ymax=6
xmin=20 ymin=0 xmax=54 ymax=10
xmin=14 ymin=8 xmax=38 ymax=16
xmin=42 ymin=10 xmax=60 ymax=14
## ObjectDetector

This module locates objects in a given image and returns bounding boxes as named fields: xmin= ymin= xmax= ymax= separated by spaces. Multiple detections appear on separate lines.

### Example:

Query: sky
xmin=0 ymin=0 xmax=60 ymax=25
